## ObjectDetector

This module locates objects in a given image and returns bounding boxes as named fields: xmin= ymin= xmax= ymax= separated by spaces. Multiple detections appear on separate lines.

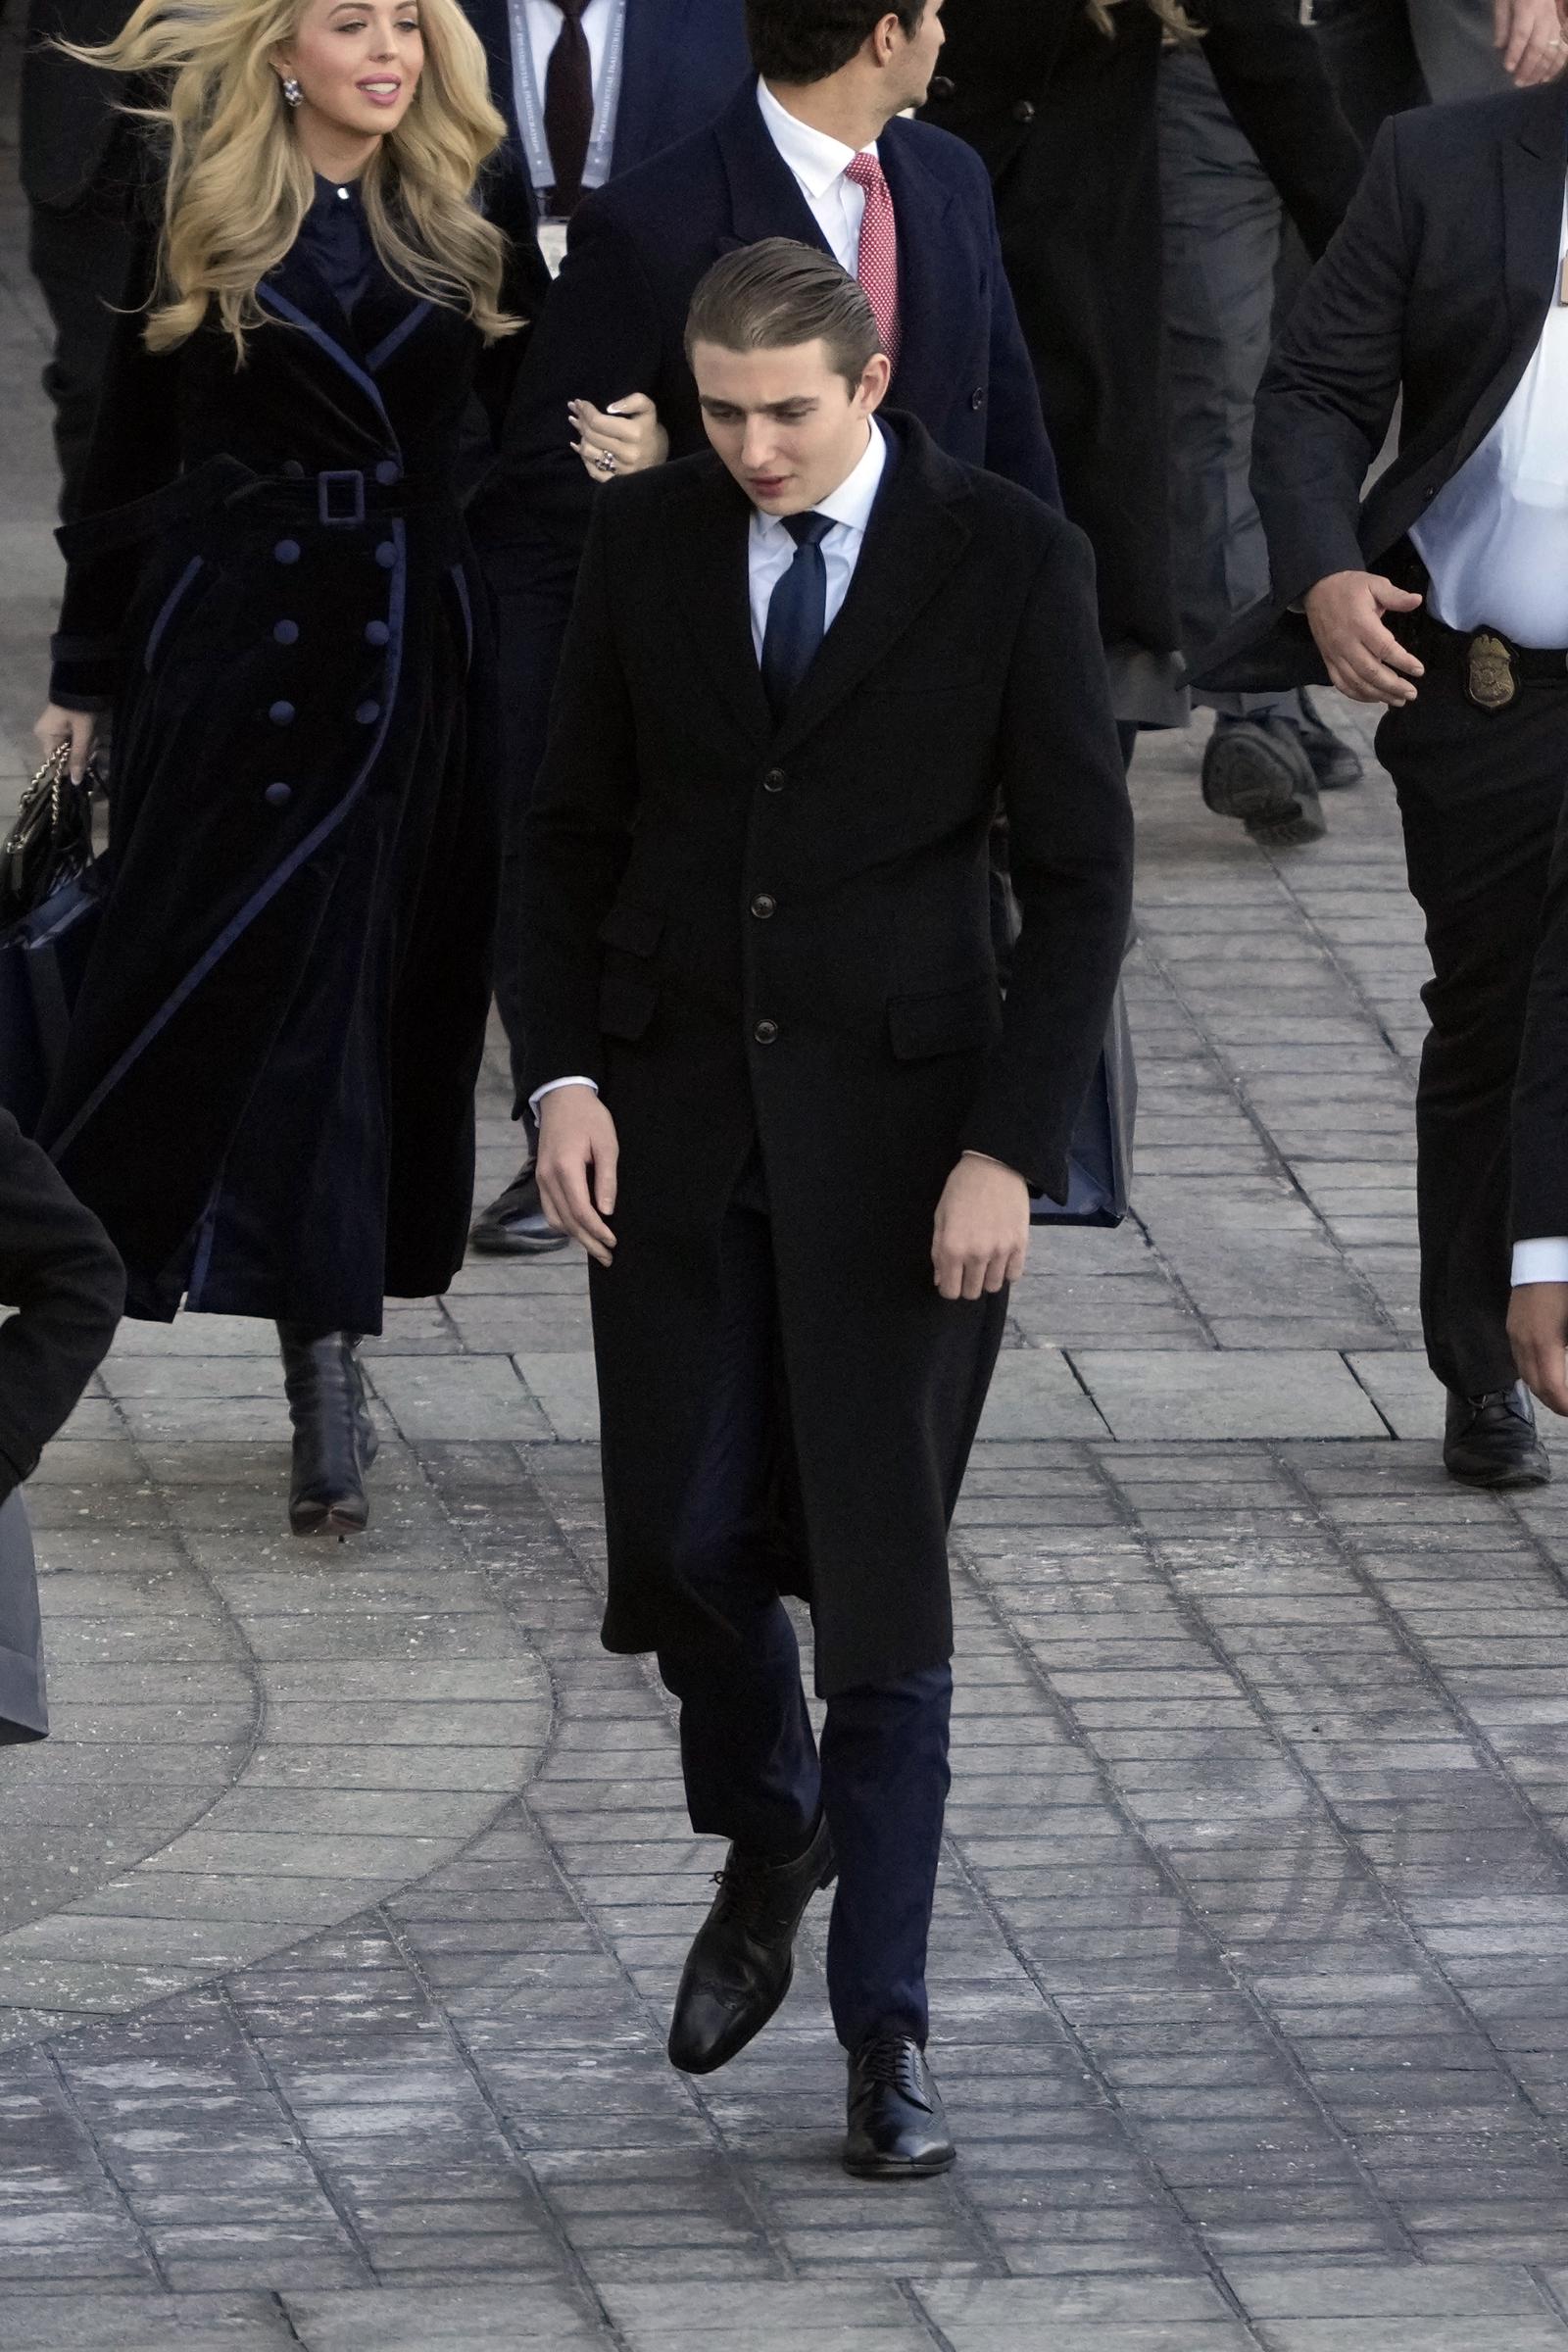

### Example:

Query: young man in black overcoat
xmin=516 ymin=239 xmax=1133 ymax=2176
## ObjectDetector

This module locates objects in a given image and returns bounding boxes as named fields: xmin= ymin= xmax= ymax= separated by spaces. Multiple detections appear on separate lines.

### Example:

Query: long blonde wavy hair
xmin=66 ymin=0 xmax=518 ymax=352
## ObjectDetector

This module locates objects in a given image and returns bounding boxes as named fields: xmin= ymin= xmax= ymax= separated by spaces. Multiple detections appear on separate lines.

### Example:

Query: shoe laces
xmin=710 ymin=1856 xmax=781 ymax=1937
xmin=857 ymin=2034 xmax=921 ymax=2095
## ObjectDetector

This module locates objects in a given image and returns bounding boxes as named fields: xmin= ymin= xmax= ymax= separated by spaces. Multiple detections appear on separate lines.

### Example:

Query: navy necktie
xmin=760 ymin=512 xmax=834 ymax=719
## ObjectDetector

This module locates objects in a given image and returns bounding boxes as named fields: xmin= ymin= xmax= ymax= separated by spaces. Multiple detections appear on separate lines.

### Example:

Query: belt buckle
xmin=318 ymin=468 xmax=366 ymax=527
xmin=1465 ymin=630 xmax=1518 ymax=711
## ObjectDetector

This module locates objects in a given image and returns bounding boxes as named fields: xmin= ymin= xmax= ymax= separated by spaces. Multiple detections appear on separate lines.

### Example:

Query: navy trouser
xmin=654 ymin=1177 xmax=952 ymax=2053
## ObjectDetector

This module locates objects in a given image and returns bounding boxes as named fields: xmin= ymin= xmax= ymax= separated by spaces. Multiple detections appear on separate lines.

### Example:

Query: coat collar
xmin=662 ymin=413 xmax=976 ymax=755
xmin=260 ymin=237 xmax=431 ymax=440
xmin=711 ymin=89 xmax=961 ymax=405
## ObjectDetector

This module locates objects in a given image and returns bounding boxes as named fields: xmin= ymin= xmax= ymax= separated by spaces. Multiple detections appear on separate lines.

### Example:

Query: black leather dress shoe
xmin=666 ymin=1815 xmax=836 ymax=2075
xmin=277 ymin=1325 xmax=379 ymax=1537
xmin=1201 ymin=714 xmax=1327 ymax=848
xmin=1444 ymin=1380 xmax=1551 ymax=1490
xmin=844 ymin=2034 xmax=956 ymax=2180
xmin=469 ymin=1165 xmax=568 ymax=1256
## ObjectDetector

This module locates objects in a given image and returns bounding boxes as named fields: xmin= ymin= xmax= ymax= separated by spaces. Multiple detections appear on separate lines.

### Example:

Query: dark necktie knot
xmin=784 ymin=511 xmax=833 ymax=548
xmin=552 ymin=0 xmax=586 ymax=17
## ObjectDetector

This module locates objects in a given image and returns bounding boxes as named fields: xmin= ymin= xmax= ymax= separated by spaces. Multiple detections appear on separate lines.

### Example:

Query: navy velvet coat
xmin=44 ymin=174 xmax=549 ymax=1331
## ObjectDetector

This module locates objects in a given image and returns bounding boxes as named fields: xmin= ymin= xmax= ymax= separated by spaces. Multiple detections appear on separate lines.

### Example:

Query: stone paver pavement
xmin=10 ymin=36 xmax=1568 ymax=2349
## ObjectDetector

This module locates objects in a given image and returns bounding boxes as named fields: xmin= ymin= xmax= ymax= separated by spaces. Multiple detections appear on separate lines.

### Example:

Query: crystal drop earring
xmin=281 ymin=74 xmax=303 ymax=106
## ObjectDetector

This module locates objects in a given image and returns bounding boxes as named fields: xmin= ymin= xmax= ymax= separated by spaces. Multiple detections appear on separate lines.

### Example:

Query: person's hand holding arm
xmin=1302 ymin=572 xmax=1426 ymax=705
xmin=570 ymin=394 xmax=668 ymax=482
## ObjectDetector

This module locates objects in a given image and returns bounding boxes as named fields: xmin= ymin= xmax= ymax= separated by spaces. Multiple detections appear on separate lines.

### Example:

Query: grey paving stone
xmin=1069 ymin=1350 xmax=1391 ymax=1441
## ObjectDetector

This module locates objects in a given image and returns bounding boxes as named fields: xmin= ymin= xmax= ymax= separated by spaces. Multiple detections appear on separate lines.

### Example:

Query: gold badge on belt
xmin=1465 ymin=630 xmax=1519 ymax=711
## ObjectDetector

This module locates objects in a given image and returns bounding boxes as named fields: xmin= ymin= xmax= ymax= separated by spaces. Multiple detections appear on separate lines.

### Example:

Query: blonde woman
xmin=30 ymin=0 xmax=549 ymax=1537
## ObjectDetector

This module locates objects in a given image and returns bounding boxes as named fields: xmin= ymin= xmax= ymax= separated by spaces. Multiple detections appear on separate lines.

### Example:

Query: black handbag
xmin=0 ymin=745 xmax=104 ymax=1134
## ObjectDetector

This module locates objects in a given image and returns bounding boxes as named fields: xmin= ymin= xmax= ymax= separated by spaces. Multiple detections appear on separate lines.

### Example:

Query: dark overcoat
xmin=517 ymin=418 xmax=1134 ymax=1694
xmin=920 ymin=0 xmax=1362 ymax=656
xmin=472 ymin=77 xmax=1057 ymax=820
xmin=42 ymin=176 xmax=548 ymax=1330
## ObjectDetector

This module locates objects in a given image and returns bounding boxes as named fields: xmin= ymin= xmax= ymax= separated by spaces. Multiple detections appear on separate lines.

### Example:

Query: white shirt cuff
xmin=1512 ymin=1238 xmax=1568 ymax=1286
xmin=528 ymin=1076 xmax=599 ymax=1116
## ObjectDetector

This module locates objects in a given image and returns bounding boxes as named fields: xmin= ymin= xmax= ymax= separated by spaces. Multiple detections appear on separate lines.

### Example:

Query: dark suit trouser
xmin=653 ymin=1174 xmax=953 ymax=2053
xmin=1377 ymin=655 xmax=1568 ymax=1396
xmin=0 ymin=1491 xmax=47 ymax=1744
xmin=26 ymin=193 xmax=136 ymax=522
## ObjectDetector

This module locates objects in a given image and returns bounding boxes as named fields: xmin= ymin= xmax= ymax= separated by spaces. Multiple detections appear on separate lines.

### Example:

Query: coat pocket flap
xmin=887 ymin=979 xmax=1001 ymax=1061
xmin=598 ymin=965 xmax=659 ymax=1042
xmin=596 ymin=902 xmax=663 ymax=956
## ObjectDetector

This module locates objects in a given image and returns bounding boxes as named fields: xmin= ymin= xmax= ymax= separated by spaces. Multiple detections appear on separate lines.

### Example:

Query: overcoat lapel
xmin=1453 ymin=86 xmax=1568 ymax=468
xmin=664 ymin=464 xmax=773 ymax=745
xmin=875 ymin=124 xmax=960 ymax=415
xmin=712 ymin=83 xmax=836 ymax=256
xmin=773 ymin=422 xmax=974 ymax=758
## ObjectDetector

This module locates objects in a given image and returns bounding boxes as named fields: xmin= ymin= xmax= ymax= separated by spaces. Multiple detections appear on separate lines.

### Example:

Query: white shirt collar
xmin=756 ymin=74 xmax=877 ymax=199
xmin=752 ymin=419 xmax=889 ymax=538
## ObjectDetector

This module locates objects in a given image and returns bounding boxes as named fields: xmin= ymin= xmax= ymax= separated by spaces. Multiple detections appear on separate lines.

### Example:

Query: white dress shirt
xmin=531 ymin=425 xmax=889 ymax=1117
xmin=747 ymin=417 xmax=886 ymax=657
xmin=1412 ymin=191 xmax=1568 ymax=649
xmin=754 ymin=75 xmax=874 ymax=274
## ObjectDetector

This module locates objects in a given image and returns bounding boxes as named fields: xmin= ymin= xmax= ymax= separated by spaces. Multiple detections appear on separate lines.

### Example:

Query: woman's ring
xmin=596 ymin=448 xmax=617 ymax=474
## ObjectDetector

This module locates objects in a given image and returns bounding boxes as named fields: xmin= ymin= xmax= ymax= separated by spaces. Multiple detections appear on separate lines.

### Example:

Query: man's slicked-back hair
xmin=685 ymin=238 xmax=882 ymax=389
xmin=746 ymin=0 xmax=924 ymax=84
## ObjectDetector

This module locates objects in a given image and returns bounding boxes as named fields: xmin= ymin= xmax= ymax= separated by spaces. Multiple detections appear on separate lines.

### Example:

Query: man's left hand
xmin=932 ymin=1154 xmax=1030 ymax=1302
xmin=1508 ymin=1281 xmax=1568 ymax=1415
xmin=1496 ymin=0 xmax=1568 ymax=84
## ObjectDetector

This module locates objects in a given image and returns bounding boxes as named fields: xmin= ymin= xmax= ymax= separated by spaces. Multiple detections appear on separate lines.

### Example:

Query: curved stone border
xmin=0 ymin=1340 xmax=553 ymax=2039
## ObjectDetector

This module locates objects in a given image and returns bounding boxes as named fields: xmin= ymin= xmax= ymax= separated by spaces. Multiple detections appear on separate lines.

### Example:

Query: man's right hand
xmin=1303 ymin=571 xmax=1426 ymax=706
xmin=535 ymin=1086 xmax=620 ymax=1268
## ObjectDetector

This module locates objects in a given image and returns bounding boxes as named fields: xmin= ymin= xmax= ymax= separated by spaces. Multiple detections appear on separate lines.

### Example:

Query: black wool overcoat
xmin=517 ymin=418 xmax=1135 ymax=1694
xmin=43 ymin=178 xmax=549 ymax=1331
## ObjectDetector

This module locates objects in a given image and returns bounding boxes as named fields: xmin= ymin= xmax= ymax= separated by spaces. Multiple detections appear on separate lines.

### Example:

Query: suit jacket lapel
xmin=665 ymin=463 xmax=773 ymax=746
xmin=260 ymin=249 xmax=395 ymax=434
xmin=876 ymin=123 xmax=960 ymax=414
xmin=612 ymin=0 xmax=680 ymax=177
xmin=1454 ymin=88 xmax=1568 ymax=466
xmin=713 ymin=81 xmax=837 ymax=256
xmin=773 ymin=419 xmax=974 ymax=758
xmin=465 ymin=0 xmax=525 ymax=159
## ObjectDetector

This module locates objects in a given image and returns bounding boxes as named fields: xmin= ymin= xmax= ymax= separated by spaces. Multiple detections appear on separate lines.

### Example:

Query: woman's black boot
xmin=276 ymin=1324 xmax=379 ymax=1538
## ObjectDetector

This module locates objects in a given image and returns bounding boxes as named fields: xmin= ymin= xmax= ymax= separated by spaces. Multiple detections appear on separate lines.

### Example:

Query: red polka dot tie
xmin=845 ymin=150 xmax=901 ymax=375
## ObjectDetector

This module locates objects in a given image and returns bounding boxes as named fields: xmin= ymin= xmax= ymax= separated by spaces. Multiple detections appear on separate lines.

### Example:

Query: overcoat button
xmin=969 ymin=388 xmax=985 ymax=411
xmin=281 ymin=460 xmax=306 ymax=479
xmin=762 ymin=768 xmax=785 ymax=792
xmin=355 ymin=700 xmax=381 ymax=724
xmin=375 ymin=540 xmax=396 ymax=568
xmin=273 ymin=539 xmax=301 ymax=564
xmin=754 ymin=1018 xmax=779 ymax=1045
xmin=751 ymin=894 xmax=776 ymax=919
xmin=269 ymin=699 xmax=295 ymax=724
xmin=365 ymin=619 xmax=390 ymax=647
xmin=273 ymin=619 xmax=299 ymax=645
xmin=1011 ymin=98 xmax=1036 ymax=122
xmin=374 ymin=460 xmax=400 ymax=485
xmin=265 ymin=781 xmax=292 ymax=807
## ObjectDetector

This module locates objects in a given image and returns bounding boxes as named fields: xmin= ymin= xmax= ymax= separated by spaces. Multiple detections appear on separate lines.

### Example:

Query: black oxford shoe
xmin=666 ymin=1815 xmax=836 ymax=2076
xmin=278 ymin=1325 xmax=379 ymax=1538
xmin=1200 ymin=713 xmax=1327 ymax=848
xmin=1444 ymin=1380 xmax=1551 ymax=1491
xmin=844 ymin=2034 xmax=956 ymax=2180
xmin=470 ymin=1164 xmax=569 ymax=1256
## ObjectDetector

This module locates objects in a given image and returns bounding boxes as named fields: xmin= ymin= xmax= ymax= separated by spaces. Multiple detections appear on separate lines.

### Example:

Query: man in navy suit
xmin=471 ymin=0 xmax=1056 ymax=1253
xmin=460 ymin=0 xmax=750 ymax=254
